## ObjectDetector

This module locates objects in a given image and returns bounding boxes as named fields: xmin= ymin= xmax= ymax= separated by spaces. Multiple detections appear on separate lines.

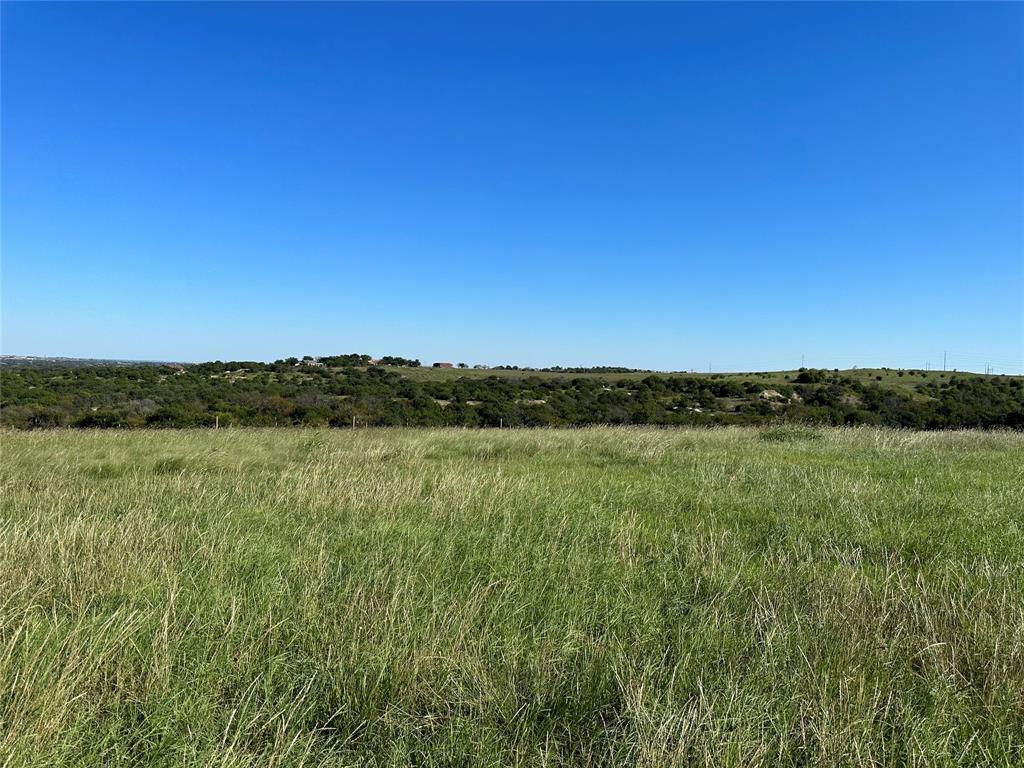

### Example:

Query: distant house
xmin=368 ymin=358 xmax=382 ymax=365
xmin=432 ymin=362 xmax=454 ymax=369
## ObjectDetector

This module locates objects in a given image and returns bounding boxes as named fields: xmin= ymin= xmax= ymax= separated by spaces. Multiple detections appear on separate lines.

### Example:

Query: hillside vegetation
xmin=1 ymin=427 xmax=1022 ymax=766
xmin=2 ymin=361 xmax=1021 ymax=429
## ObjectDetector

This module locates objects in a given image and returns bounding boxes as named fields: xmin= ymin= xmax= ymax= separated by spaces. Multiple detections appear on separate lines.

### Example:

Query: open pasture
xmin=1 ymin=427 xmax=1022 ymax=766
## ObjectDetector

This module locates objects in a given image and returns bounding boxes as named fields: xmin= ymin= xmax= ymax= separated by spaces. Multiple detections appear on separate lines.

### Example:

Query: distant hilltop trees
xmin=272 ymin=354 xmax=421 ymax=368
xmin=378 ymin=356 xmax=421 ymax=367
xmin=262 ymin=355 xmax=657 ymax=373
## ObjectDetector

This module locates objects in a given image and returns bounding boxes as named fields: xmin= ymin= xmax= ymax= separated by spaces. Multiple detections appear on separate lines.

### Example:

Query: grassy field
xmin=375 ymin=365 xmax=989 ymax=399
xmin=1 ymin=427 xmax=1022 ymax=767
xmin=388 ymin=365 xmax=954 ymax=388
xmin=385 ymin=366 xmax=974 ymax=387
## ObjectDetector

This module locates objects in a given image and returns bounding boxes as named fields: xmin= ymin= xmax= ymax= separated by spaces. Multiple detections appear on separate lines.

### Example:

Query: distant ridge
xmin=0 ymin=355 xmax=180 ymax=369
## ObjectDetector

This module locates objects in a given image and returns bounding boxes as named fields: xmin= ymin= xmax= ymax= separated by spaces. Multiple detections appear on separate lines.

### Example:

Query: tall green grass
xmin=1 ymin=427 xmax=1021 ymax=766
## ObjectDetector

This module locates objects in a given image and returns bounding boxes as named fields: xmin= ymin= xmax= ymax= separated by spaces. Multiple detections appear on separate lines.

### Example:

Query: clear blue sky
xmin=3 ymin=2 xmax=1022 ymax=373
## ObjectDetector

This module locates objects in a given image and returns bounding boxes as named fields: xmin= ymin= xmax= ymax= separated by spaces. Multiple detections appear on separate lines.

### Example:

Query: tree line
xmin=1 ymin=360 xmax=1021 ymax=430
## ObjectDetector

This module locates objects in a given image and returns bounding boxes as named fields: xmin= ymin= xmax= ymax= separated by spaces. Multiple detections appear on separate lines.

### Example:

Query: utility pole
xmin=801 ymin=353 xmax=804 ymax=368
xmin=943 ymin=351 xmax=947 ymax=372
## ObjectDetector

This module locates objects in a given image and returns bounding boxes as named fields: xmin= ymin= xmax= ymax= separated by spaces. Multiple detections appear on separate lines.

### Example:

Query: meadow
xmin=1 ymin=427 xmax=1022 ymax=767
